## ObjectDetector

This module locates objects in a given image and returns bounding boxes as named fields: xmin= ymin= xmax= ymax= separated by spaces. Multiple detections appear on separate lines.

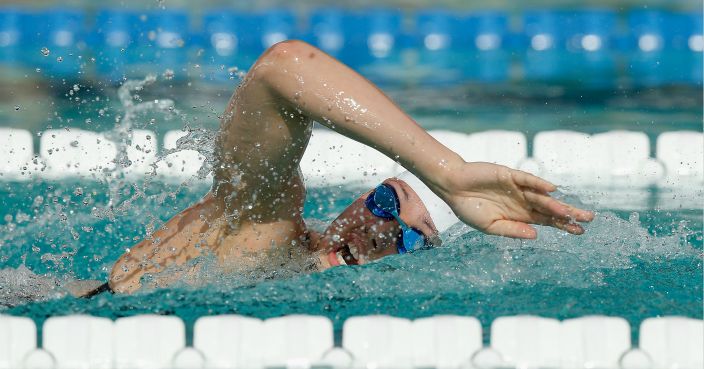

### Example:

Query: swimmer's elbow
xmin=254 ymin=40 xmax=316 ymax=82
xmin=262 ymin=39 xmax=315 ymax=62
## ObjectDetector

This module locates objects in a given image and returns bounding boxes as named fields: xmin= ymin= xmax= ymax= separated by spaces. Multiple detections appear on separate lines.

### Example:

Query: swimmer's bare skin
xmin=105 ymin=40 xmax=594 ymax=294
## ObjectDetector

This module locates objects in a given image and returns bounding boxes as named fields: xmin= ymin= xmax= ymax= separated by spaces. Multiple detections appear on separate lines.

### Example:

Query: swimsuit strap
xmin=81 ymin=282 xmax=114 ymax=298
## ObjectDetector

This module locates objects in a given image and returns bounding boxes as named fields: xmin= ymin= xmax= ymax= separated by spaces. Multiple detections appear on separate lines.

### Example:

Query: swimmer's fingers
xmin=523 ymin=190 xmax=594 ymax=222
xmin=529 ymin=211 xmax=586 ymax=235
xmin=484 ymin=213 xmax=585 ymax=239
xmin=512 ymin=170 xmax=557 ymax=194
xmin=485 ymin=220 xmax=537 ymax=239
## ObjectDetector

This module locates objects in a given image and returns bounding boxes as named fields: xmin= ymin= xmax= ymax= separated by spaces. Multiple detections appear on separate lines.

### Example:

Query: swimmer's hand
xmin=438 ymin=162 xmax=594 ymax=239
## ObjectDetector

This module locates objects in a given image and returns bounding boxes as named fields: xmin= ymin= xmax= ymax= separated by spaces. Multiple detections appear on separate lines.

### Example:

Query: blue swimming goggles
xmin=365 ymin=184 xmax=426 ymax=254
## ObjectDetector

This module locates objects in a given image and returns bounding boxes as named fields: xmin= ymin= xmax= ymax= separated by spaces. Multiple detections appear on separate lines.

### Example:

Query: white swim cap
xmin=396 ymin=171 xmax=460 ymax=233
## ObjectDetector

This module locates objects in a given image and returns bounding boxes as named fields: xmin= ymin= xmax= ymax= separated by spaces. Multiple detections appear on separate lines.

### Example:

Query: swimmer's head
xmin=314 ymin=176 xmax=444 ymax=268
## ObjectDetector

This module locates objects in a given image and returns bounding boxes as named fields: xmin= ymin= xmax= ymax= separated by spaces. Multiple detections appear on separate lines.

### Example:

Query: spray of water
xmin=0 ymin=77 xmax=701 ymax=315
xmin=0 ymin=75 xmax=224 ymax=302
xmin=101 ymin=75 xmax=217 ymax=214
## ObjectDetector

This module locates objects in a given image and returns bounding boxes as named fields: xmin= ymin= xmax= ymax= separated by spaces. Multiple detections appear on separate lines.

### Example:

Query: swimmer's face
xmin=316 ymin=179 xmax=438 ymax=268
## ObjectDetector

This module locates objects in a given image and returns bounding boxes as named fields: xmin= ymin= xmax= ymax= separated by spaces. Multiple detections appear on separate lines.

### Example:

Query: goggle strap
xmin=391 ymin=213 xmax=409 ymax=230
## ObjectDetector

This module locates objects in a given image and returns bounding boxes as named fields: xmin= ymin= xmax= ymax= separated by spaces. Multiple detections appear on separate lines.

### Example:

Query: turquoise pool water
xmin=0 ymin=180 xmax=701 ymax=344
xmin=0 ymin=83 xmax=702 ymax=344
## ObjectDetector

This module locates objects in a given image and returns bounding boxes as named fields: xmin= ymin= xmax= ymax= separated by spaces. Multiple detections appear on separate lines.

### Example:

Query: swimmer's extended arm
xmin=247 ymin=40 xmax=593 ymax=238
xmin=107 ymin=40 xmax=592 ymax=294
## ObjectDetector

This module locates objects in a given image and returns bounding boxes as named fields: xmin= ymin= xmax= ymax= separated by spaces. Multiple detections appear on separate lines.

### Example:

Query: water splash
xmin=0 ymin=265 xmax=60 ymax=308
xmin=99 ymin=75 xmax=217 ymax=217
xmin=0 ymin=76 xmax=221 ymax=285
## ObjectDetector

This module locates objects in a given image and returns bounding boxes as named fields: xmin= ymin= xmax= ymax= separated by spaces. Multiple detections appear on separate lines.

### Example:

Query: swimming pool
xmin=0 ymin=5 xmax=702 ymax=369
xmin=0 ymin=79 xmax=701 ymax=344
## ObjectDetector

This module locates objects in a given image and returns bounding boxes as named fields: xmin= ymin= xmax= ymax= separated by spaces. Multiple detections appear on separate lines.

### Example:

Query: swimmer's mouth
xmin=328 ymin=244 xmax=359 ymax=266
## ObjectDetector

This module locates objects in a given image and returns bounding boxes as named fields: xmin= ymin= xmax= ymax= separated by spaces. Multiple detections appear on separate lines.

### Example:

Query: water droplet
xmin=14 ymin=105 xmax=20 ymax=111
xmin=40 ymin=47 xmax=50 ymax=56
xmin=628 ymin=212 xmax=640 ymax=224
xmin=162 ymin=68 xmax=174 ymax=80
xmin=56 ymin=56 xmax=63 ymax=62
xmin=32 ymin=196 xmax=44 ymax=206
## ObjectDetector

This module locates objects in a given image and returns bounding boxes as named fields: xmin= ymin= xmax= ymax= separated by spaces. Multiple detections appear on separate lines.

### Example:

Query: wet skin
xmin=105 ymin=40 xmax=594 ymax=294
xmin=317 ymin=178 xmax=440 ymax=268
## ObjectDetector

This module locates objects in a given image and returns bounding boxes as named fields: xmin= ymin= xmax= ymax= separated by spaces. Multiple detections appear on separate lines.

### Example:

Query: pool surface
xmin=0 ymin=123 xmax=701 ymax=345
xmin=0 ymin=6 xmax=702 ymax=343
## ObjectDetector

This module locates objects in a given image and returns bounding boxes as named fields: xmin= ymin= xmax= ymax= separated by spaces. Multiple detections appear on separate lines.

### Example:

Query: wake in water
xmin=2 ymin=200 xmax=700 ymax=309
xmin=3 ymin=207 xmax=702 ymax=335
xmin=0 ymin=266 xmax=61 ymax=308
xmin=0 ymin=76 xmax=701 ymax=326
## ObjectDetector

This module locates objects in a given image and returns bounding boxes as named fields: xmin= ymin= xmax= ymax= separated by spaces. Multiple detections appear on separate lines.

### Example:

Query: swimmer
xmin=74 ymin=40 xmax=594 ymax=296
